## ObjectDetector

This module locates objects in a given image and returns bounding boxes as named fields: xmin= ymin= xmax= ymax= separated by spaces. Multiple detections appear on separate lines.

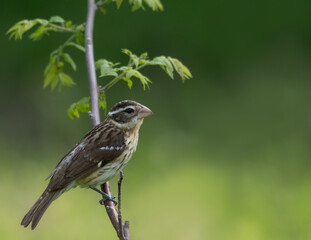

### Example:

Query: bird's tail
xmin=21 ymin=189 xmax=61 ymax=230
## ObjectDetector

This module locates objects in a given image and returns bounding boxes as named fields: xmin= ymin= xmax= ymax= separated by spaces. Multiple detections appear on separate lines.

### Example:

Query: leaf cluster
xmin=67 ymin=93 xmax=108 ymax=119
xmin=128 ymin=0 xmax=163 ymax=11
xmin=67 ymin=49 xmax=192 ymax=119
xmin=7 ymin=16 xmax=80 ymax=40
xmin=43 ymin=36 xmax=85 ymax=91
xmin=7 ymin=16 xmax=85 ymax=91
xmin=8 ymin=1 xmax=192 ymax=120
xmin=98 ymin=0 xmax=163 ymax=12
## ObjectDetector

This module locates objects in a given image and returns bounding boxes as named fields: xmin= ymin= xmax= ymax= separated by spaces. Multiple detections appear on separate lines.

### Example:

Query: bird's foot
xmin=90 ymin=186 xmax=117 ymax=205
xmin=99 ymin=194 xmax=117 ymax=205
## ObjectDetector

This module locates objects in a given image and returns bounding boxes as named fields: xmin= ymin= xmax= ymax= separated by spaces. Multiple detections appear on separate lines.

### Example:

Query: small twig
xmin=118 ymin=171 xmax=125 ymax=239
xmin=48 ymin=23 xmax=76 ymax=32
xmin=101 ymin=182 xmax=120 ymax=232
xmin=53 ymin=34 xmax=76 ymax=61
xmin=99 ymin=62 xmax=140 ymax=92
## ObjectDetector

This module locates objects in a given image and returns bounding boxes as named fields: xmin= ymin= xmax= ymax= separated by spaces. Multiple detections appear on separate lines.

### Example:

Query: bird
xmin=21 ymin=100 xmax=153 ymax=230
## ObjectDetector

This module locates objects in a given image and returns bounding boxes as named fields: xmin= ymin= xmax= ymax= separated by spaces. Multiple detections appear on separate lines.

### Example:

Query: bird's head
xmin=107 ymin=100 xmax=153 ymax=130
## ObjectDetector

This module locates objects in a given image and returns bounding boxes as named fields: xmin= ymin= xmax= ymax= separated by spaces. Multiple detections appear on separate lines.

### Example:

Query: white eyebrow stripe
xmin=108 ymin=106 xmax=135 ymax=116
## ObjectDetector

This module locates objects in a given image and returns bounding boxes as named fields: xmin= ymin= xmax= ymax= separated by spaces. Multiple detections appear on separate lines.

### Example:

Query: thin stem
xmin=100 ymin=63 xmax=145 ymax=92
xmin=63 ymin=34 xmax=76 ymax=47
xmin=118 ymin=171 xmax=125 ymax=239
xmin=51 ymin=34 xmax=76 ymax=66
xmin=58 ymin=34 xmax=76 ymax=54
xmin=48 ymin=23 xmax=75 ymax=32
xmin=101 ymin=72 xmax=126 ymax=92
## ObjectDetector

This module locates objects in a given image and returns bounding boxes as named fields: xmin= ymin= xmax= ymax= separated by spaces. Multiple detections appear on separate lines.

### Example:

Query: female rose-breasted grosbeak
xmin=21 ymin=100 xmax=153 ymax=230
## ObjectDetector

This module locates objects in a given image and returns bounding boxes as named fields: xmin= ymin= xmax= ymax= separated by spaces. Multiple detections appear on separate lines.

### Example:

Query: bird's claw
xmin=99 ymin=195 xmax=117 ymax=205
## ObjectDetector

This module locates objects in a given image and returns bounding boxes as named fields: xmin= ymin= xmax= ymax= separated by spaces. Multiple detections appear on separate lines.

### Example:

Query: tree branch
xmin=85 ymin=0 xmax=100 ymax=126
xmin=100 ymin=182 xmax=120 ymax=233
xmin=84 ymin=0 xmax=129 ymax=239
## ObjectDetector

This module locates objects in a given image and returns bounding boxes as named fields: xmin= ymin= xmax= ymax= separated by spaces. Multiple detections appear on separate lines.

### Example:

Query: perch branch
xmin=85 ymin=0 xmax=129 ymax=239
xmin=117 ymin=171 xmax=130 ymax=240
xmin=118 ymin=172 xmax=124 ymax=238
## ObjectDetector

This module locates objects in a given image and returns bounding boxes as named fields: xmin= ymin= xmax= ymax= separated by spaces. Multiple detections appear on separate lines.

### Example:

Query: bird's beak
xmin=138 ymin=105 xmax=153 ymax=119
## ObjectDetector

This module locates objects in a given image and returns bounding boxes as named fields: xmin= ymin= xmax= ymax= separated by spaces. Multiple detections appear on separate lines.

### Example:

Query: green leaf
xmin=50 ymin=75 xmax=59 ymax=90
xmin=43 ymin=65 xmax=57 ymax=88
xmin=118 ymin=66 xmax=131 ymax=71
xmin=7 ymin=18 xmax=50 ymax=40
xmin=123 ymin=77 xmax=133 ymax=89
xmin=56 ymin=61 xmax=64 ymax=72
xmin=116 ymin=0 xmax=123 ymax=8
xmin=121 ymin=48 xmax=133 ymax=57
xmin=129 ymin=0 xmax=144 ymax=11
xmin=149 ymin=56 xmax=174 ymax=79
xmin=96 ymin=59 xmax=118 ymax=77
xmin=126 ymin=69 xmax=151 ymax=90
xmin=75 ymin=31 xmax=85 ymax=44
xmin=44 ymin=61 xmax=64 ymax=90
xmin=99 ymin=93 xmax=107 ymax=110
xmin=143 ymin=0 xmax=163 ymax=11
xmin=153 ymin=0 xmax=163 ymax=10
xmin=7 ymin=21 xmax=21 ymax=39
xmin=125 ymin=69 xmax=136 ymax=79
xmin=65 ymin=21 xmax=72 ymax=28
xmin=168 ymin=57 xmax=192 ymax=82
xmin=59 ymin=72 xmax=75 ymax=87
xmin=66 ymin=42 xmax=85 ymax=52
xmin=35 ymin=19 xmax=49 ymax=26
xmin=7 ymin=20 xmax=37 ymax=40
xmin=62 ymin=53 xmax=77 ymax=71
xmin=98 ymin=6 xmax=107 ymax=14
xmin=67 ymin=97 xmax=91 ymax=119
xmin=121 ymin=48 xmax=140 ymax=67
xmin=129 ymin=0 xmax=163 ymax=11
xmin=44 ymin=55 xmax=57 ymax=76
xmin=29 ymin=25 xmax=48 ymax=41
xmin=134 ymin=55 xmax=140 ymax=67
xmin=140 ymin=52 xmax=148 ymax=60
xmin=49 ymin=16 xmax=65 ymax=23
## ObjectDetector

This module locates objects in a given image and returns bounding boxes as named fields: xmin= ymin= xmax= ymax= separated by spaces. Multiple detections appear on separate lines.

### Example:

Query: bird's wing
xmin=47 ymin=123 xmax=125 ymax=191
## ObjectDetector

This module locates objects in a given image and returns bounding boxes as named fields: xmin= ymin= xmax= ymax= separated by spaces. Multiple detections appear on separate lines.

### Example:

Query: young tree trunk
xmin=84 ymin=0 xmax=130 ymax=239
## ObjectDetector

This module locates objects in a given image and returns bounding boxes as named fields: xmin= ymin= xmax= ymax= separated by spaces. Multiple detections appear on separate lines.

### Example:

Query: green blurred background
xmin=1 ymin=0 xmax=311 ymax=239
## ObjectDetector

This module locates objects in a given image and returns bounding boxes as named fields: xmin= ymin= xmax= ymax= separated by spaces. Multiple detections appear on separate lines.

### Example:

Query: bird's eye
xmin=124 ymin=108 xmax=134 ymax=114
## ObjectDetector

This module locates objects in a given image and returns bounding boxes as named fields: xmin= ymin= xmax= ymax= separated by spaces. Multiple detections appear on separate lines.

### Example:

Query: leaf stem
xmin=64 ymin=33 xmax=76 ymax=46
xmin=52 ymin=34 xmax=76 ymax=64
xmin=100 ymin=63 xmax=146 ymax=92
xmin=48 ymin=23 xmax=75 ymax=33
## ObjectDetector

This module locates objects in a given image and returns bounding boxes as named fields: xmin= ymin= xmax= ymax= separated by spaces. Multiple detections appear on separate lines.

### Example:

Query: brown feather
xmin=48 ymin=120 xmax=125 ymax=191
xmin=21 ymin=189 xmax=60 ymax=230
